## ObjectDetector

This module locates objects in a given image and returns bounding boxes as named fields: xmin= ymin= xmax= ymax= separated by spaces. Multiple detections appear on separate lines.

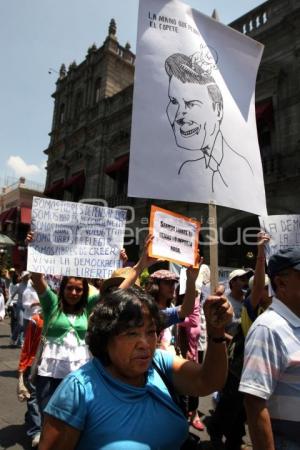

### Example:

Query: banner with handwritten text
xmin=259 ymin=214 xmax=300 ymax=259
xmin=27 ymin=197 xmax=127 ymax=278
xmin=149 ymin=205 xmax=200 ymax=267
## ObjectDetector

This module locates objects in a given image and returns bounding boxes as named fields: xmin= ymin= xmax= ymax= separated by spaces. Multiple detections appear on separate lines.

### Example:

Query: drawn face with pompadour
xmin=165 ymin=53 xmax=223 ymax=151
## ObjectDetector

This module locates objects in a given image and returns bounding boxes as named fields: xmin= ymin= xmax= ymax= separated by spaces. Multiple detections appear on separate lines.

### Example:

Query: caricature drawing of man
xmin=165 ymin=50 xmax=253 ymax=192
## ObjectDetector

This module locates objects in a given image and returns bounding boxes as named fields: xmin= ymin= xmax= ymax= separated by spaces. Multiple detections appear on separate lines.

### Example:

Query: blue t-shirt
xmin=44 ymin=350 xmax=188 ymax=450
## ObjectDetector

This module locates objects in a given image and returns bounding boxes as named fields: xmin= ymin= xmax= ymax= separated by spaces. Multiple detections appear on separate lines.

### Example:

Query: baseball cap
xmin=268 ymin=247 xmax=300 ymax=278
xmin=20 ymin=271 xmax=30 ymax=279
xmin=150 ymin=270 xmax=179 ymax=281
xmin=248 ymin=274 xmax=270 ymax=291
xmin=101 ymin=267 xmax=140 ymax=294
xmin=228 ymin=269 xmax=253 ymax=282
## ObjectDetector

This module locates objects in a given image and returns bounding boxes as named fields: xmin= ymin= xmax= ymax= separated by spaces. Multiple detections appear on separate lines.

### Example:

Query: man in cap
xmin=226 ymin=268 xmax=253 ymax=337
xmin=239 ymin=247 xmax=300 ymax=449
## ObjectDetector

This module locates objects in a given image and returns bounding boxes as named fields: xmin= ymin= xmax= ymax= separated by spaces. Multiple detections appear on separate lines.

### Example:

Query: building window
xmin=258 ymin=126 xmax=272 ymax=159
xmin=94 ymin=77 xmax=102 ymax=104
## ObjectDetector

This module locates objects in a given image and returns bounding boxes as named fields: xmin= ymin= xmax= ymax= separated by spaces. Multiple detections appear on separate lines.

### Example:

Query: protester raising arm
xmin=249 ymin=231 xmax=270 ymax=310
xmin=119 ymin=234 xmax=157 ymax=290
xmin=39 ymin=286 xmax=233 ymax=450
xmin=178 ymin=256 xmax=203 ymax=319
xmin=25 ymin=232 xmax=48 ymax=295
xmin=172 ymin=294 xmax=233 ymax=396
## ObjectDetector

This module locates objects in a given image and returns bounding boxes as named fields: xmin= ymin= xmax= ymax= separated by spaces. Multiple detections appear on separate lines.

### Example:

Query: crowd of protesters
xmin=0 ymin=229 xmax=299 ymax=450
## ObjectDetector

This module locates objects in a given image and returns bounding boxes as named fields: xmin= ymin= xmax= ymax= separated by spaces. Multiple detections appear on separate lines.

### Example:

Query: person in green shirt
xmin=26 ymin=232 xmax=155 ymax=419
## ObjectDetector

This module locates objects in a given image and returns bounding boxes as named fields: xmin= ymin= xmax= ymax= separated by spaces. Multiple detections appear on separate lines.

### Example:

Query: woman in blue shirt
xmin=39 ymin=286 xmax=232 ymax=450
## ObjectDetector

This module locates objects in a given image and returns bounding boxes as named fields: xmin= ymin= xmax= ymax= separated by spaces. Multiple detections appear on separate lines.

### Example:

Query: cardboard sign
xmin=27 ymin=197 xmax=127 ymax=278
xmin=259 ymin=214 xmax=300 ymax=259
xmin=128 ymin=0 xmax=267 ymax=215
xmin=149 ymin=205 xmax=200 ymax=267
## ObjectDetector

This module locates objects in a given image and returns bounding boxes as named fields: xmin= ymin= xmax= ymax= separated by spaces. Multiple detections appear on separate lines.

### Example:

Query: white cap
xmin=248 ymin=274 xmax=270 ymax=291
xmin=20 ymin=271 xmax=30 ymax=279
xmin=228 ymin=269 xmax=253 ymax=282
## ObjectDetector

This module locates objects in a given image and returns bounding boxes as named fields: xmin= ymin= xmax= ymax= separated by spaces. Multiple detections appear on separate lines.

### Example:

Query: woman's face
xmin=63 ymin=278 xmax=84 ymax=306
xmin=158 ymin=279 xmax=176 ymax=302
xmin=107 ymin=312 xmax=157 ymax=387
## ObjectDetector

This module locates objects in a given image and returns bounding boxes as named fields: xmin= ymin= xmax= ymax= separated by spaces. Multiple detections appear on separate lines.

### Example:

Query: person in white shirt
xmin=0 ymin=292 xmax=5 ymax=321
xmin=22 ymin=281 xmax=40 ymax=334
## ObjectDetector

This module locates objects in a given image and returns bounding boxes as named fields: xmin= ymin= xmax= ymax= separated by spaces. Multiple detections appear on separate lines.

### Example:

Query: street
xmin=0 ymin=319 xmax=31 ymax=450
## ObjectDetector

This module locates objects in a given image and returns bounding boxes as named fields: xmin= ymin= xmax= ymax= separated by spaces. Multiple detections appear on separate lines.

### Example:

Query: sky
xmin=0 ymin=0 xmax=266 ymax=187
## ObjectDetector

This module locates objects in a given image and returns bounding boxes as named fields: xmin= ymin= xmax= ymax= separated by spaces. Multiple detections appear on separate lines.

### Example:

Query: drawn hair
xmin=165 ymin=53 xmax=223 ymax=110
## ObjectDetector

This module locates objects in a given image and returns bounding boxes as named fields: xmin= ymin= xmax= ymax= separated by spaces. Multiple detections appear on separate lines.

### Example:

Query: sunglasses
xmin=65 ymin=285 xmax=83 ymax=293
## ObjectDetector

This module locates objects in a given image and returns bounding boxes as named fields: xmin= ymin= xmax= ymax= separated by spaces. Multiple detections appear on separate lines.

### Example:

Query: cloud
xmin=40 ymin=159 xmax=47 ymax=171
xmin=7 ymin=156 xmax=41 ymax=177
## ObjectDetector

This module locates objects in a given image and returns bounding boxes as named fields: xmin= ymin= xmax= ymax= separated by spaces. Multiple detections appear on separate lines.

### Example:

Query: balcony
xmin=262 ymin=154 xmax=282 ymax=181
xmin=230 ymin=0 xmax=292 ymax=36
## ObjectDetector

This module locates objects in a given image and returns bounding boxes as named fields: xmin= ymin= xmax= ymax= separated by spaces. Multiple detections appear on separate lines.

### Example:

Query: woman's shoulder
xmin=153 ymin=349 xmax=174 ymax=372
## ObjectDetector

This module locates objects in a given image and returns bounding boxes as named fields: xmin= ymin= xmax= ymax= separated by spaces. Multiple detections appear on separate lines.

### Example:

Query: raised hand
xmin=186 ymin=255 xmax=204 ymax=285
xmin=137 ymin=234 xmax=158 ymax=270
xmin=25 ymin=231 xmax=34 ymax=245
xmin=120 ymin=248 xmax=128 ymax=265
xmin=204 ymin=295 xmax=233 ymax=329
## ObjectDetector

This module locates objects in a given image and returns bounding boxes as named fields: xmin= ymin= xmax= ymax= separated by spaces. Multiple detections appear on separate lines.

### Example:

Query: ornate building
xmin=44 ymin=0 xmax=300 ymax=266
xmin=0 ymin=177 xmax=44 ymax=270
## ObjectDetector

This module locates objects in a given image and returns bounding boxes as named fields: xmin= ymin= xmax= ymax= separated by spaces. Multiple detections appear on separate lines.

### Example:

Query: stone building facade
xmin=44 ymin=0 xmax=300 ymax=266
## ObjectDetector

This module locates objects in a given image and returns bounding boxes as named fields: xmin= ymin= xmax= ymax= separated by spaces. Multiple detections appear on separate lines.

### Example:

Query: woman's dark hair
xmin=86 ymin=286 xmax=164 ymax=365
xmin=146 ymin=279 xmax=173 ymax=307
xmin=58 ymin=276 xmax=89 ymax=315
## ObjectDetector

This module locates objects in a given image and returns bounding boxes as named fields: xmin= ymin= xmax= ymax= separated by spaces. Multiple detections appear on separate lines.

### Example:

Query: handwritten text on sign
xmin=259 ymin=214 xmax=300 ymax=258
xmin=27 ymin=197 xmax=127 ymax=278
xmin=149 ymin=205 xmax=200 ymax=267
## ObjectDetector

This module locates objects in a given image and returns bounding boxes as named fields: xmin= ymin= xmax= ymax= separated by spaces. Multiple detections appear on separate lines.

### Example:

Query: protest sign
xmin=259 ymin=214 xmax=300 ymax=259
xmin=27 ymin=197 xmax=127 ymax=278
xmin=149 ymin=205 xmax=200 ymax=267
xmin=128 ymin=0 xmax=267 ymax=215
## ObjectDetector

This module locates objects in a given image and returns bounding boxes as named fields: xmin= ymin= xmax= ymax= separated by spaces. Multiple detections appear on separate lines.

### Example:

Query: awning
xmin=0 ymin=207 xmax=17 ymax=224
xmin=63 ymin=171 xmax=85 ymax=191
xmin=256 ymin=100 xmax=273 ymax=127
xmin=44 ymin=179 xmax=64 ymax=197
xmin=20 ymin=207 xmax=31 ymax=225
xmin=0 ymin=233 xmax=15 ymax=246
xmin=105 ymin=154 xmax=129 ymax=178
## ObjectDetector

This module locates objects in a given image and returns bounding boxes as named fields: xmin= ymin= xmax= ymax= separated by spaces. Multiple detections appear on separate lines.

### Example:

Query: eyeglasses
xmin=65 ymin=285 xmax=83 ymax=293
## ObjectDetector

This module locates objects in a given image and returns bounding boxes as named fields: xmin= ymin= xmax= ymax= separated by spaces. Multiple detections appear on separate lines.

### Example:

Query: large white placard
xmin=27 ymin=197 xmax=127 ymax=278
xmin=128 ymin=0 xmax=267 ymax=215
xmin=259 ymin=215 xmax=300 ymax=259
xmin=149 ymin=205 xmax=200 ymax=267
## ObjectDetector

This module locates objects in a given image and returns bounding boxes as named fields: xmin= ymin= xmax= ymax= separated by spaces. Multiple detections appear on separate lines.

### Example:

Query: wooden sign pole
xmin=209 ymin=201 xmax=219 ymax=294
